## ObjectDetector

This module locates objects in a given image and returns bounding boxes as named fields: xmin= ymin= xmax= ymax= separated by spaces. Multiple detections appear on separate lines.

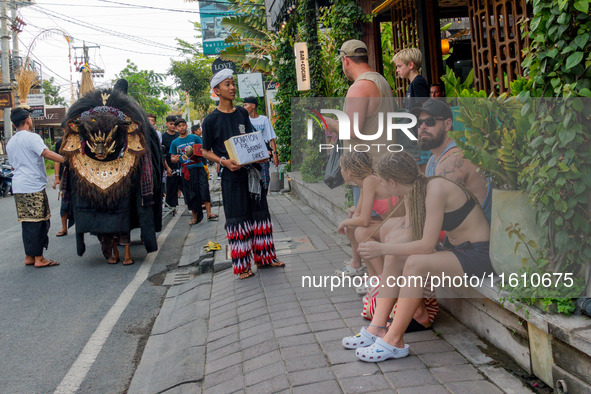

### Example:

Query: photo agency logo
xmin=304 ymin=108 xmax=418 ymax=152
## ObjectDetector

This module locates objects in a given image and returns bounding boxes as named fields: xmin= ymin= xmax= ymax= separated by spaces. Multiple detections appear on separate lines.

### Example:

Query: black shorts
xmin=444 ymin=239 xmax=494 ymax=278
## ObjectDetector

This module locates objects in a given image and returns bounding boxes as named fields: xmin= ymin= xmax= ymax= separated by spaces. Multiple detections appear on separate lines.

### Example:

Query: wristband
xmin=273 ymin=151 xmax=278 ymax=154
xmin=219 ymin=156 xmax=227 ymax=166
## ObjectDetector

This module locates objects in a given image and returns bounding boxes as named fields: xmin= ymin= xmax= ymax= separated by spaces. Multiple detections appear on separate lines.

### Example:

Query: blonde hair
xmin=392 ymin=48 xmax=422 ymax=73
xmin=377 ymin=152 xmax=428 ymax=241
xmin=340 ymin=152 xmax=374 ymax=179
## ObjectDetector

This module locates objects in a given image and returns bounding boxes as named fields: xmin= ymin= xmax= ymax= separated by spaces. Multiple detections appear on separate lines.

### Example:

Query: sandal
xmin=123 ymin=258 xmax=134 ymax=266
xmin=239 ymin=269 xmax=254 ymax=280
xmin=207 ymin=214 xmax=219 ymax=221
xmin=34 ymin=259 xmax=60 ymax=268
xmin=107 ymin=257 xmax=120 ymax=264
xmin=258 ymin=261 xmax=285 ymax=269
xmin=355 ymin=337 xmax=409 ymax=362
xmin=342 ymin=325 xmax=386 ymax=349
xmin=56 ymin=230 xmax=67 ymax=237
xmin=335 ymin=263 xmax=365 ymax=277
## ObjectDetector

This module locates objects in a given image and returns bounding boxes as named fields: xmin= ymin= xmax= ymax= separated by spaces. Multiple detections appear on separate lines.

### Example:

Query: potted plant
xmin=442 ymin=73 xmax=544 ymax=276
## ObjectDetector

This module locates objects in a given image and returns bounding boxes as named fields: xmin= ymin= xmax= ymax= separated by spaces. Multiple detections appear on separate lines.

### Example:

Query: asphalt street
xmin=0 ymin=180 xmax=190 ymax=393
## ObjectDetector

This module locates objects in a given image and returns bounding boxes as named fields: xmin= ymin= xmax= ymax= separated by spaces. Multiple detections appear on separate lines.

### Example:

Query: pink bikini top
xmin=372 ymin=196 xmax=399 ymax=216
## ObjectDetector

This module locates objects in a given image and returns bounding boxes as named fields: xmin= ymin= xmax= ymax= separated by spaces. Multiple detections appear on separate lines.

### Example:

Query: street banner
xmin=27 ymin=94 xmax=46 ymax=119
xmin=199 ymin=0 xmax=234 ymax=55
xmin=294 ymin=42 xmax=311 ymax=91
xmin=237 ymin=73 xmax=264 ymax=99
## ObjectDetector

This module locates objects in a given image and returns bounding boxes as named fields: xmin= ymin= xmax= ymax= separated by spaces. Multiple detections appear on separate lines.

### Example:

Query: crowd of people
xmin=5 ymin=38 xmax=494 ymax=367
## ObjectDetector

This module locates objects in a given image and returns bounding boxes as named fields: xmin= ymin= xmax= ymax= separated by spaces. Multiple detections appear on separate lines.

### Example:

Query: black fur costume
xmin=60 ymin=89 xmax=163 ymax=257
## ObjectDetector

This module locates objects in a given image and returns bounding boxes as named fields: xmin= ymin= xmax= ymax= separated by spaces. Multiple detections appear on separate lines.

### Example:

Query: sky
xmin=16 ymin=0 xmax=203 ymax=105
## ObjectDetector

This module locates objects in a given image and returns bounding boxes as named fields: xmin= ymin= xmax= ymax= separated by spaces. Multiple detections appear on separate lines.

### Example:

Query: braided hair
xmin=377 ymin=152 xmax=428 ymax=241
xmin=340 ymin=151 xmax=374 ymax=179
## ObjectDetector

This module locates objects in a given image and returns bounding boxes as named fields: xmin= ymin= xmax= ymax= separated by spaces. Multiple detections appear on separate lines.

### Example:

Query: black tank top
xmin=441 ymin=192 xmax=477 ymax=231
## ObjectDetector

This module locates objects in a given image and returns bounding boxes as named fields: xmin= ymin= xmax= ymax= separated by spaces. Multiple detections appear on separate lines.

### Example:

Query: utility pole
xmin=10 ymin=0 xmax=17 ymax=59
xmin=1 ymin=0 xmax=11 ymax=142
xmin=73 ymin=41 xmax=100 ymax=68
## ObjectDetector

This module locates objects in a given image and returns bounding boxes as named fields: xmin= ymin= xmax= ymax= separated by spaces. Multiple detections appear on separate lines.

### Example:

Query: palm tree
xmin=185 ymin=0 xmax=276 ymax=73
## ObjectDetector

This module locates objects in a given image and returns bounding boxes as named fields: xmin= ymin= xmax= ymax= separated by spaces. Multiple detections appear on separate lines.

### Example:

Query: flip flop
xmin=34 ymin=260 xmax=59 ymax=268
xmin=56 ymin=230 xmax=67 ymax=237
xmin=107 ymin=257 xmax=120 ymax=264
xmin=123 ymin=258 xmax=134 ymax=266
xmin=207 ymin=214 xmax=219 ymax=221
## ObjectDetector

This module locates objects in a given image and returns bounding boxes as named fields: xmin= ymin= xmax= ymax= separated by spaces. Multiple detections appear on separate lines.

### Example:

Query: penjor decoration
xmin=60 ymin=87 xmax=162 ymax=262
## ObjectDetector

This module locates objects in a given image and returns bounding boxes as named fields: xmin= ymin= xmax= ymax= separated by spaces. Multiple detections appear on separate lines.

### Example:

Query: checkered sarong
xmin=260 ymin=161 xmax=270 ymax=190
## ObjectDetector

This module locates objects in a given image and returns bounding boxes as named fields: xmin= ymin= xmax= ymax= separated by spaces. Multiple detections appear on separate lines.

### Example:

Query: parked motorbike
xmin=0 ymin=159 xmax=13 ymax=197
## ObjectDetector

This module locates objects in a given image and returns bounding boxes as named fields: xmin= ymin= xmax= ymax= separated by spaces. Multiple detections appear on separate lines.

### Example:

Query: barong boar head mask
xmin=59 ymin=89 xmax=151 ymax=208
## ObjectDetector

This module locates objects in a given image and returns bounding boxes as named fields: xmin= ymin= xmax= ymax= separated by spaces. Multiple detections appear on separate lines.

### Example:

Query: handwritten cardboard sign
xmin=224 ymin=131 xmax=269 ymax=165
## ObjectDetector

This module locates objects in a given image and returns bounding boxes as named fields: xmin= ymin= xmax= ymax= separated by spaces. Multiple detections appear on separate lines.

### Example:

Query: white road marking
xmin=54 ymin=208 xmax=184 ymax=394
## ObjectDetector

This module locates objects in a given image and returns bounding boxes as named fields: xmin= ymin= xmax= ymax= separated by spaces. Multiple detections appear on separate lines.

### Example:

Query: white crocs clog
xmin=355 ymin=337 xmax=410 ymax=362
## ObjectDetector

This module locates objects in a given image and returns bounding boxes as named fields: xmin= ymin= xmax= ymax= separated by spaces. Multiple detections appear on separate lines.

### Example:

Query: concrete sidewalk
xmin=129 ymin=191 xmax=534 ymax=393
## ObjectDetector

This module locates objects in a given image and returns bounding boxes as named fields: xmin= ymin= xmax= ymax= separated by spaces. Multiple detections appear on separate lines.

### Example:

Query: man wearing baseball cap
xmin=329 ymin=39 xmax=404 ymax=279
xmin=6 ymin=106 xmax=65 ymax=268
xmin=412 ymin=99 xmax=491 ymax=221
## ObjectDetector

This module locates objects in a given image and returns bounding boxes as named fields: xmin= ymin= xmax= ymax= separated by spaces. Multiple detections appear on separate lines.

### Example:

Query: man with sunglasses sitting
xmin=413 ymin=99 xmax=491 ymax=222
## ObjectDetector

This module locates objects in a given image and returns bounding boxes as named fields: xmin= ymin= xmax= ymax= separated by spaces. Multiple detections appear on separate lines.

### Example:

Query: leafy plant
xmin=504 ymin=223 xmax=585 ymax=315
xmin=116 ymin=60 xmax=172 ymax=119
xmin=449 ymin=94 xmax=530 ymax=190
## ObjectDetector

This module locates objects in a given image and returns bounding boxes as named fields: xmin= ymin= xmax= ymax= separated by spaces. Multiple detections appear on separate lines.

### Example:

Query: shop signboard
xmin=237 ymin=73 xmax=264 ymax=99
xmin=199 ymin=0 xmax=234 ymax=55
xmin=27 ymin=94 xmax=46 ymax=119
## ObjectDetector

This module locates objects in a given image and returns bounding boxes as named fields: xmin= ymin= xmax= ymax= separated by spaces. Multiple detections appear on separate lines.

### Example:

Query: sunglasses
xmin=416 ymin=117 xmax=445 ymax=127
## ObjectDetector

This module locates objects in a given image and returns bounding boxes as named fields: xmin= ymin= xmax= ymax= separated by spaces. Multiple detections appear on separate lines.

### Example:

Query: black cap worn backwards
xmin=10 ymin=107 xmax=31 ymax=125
xmin=411 ymin=99 xmax=453 ymax=120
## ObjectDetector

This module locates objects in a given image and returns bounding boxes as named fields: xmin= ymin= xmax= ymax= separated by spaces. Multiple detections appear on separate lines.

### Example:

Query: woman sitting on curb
xmin=342 ymin=151 xmax=493 ymax=362
xmin=336 ymin=152 xmax=400 ymax=294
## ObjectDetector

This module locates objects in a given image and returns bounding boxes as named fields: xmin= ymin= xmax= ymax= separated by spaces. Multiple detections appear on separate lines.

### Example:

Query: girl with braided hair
xmin=336 ymin=152 xmax=400 ymax=289
xmin=342 ymin=151 xmax=492 ymax=362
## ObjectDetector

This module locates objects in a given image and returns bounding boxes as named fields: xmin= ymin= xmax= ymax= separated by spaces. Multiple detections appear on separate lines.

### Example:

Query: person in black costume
xmin=59 ymin=82 xmax=162 ymax=265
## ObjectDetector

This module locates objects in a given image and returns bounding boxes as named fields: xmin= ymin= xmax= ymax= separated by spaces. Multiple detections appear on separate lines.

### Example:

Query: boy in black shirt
xmin=162 ymin=115 xmax=181 ymax=212
xmin=202 ymin=69 xmax=285 ymax=279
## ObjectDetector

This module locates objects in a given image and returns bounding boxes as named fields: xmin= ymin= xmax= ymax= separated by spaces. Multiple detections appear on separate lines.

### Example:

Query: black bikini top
xmin=441 ymin=192 xmax=477 ymax=232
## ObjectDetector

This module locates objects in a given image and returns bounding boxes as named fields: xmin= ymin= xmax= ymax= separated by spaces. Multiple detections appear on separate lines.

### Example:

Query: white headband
xmin=210 ymin=69 xmax=234 ymax=89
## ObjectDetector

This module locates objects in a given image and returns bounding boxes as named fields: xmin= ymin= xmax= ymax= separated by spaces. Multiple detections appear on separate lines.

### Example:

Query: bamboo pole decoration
xmin=79 ymin=64 xmax=94 ymax=96
xmin=15 ymin=65 xmax=38 ymax=106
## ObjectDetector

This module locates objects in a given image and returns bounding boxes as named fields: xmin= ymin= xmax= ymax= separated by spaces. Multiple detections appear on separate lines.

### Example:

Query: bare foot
xmin=34 ymin=258 xmax=59 ymax=268
xmin=123 ymin=258 xmax=134 ymax=266
xmin=413 ymin=303 xmax=432 ymax=328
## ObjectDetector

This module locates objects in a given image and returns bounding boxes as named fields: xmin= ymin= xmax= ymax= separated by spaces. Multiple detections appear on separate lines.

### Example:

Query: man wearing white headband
xmin=202 ymin=70 xmax=285 ymax=279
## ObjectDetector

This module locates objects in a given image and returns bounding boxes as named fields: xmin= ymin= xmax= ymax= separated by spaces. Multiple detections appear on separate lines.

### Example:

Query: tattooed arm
xmin=436 ymin=151 xmax=467 ymax=184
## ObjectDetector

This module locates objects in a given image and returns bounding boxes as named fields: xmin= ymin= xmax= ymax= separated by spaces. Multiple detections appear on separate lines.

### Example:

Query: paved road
xmin=0 ymin=181 xmax=190 ymax=393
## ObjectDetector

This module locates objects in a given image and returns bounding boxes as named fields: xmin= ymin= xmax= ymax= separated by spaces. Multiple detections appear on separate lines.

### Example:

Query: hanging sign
xmin=294 ymin=42 xmax=311 ymax=91
xmin=212 ymin=57 xmax=236 ymax=74
xmin=237 ymin=72 xmax=264 ymax=98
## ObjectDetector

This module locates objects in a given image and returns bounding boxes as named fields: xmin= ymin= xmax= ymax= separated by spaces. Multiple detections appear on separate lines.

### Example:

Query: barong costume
xmin=202 ymin=105 xmax=279 ymax=275
xmin=59 ymin=89 xmax=162 ymax=258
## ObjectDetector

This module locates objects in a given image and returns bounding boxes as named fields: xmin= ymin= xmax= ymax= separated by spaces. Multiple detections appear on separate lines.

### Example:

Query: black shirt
xmin=161 ymin=131 xmax=180 ymax=170
xmin=404 ymin=75 xmax=429 ymax=111
xmin=202 ymin=106 xmax=253 ymax=159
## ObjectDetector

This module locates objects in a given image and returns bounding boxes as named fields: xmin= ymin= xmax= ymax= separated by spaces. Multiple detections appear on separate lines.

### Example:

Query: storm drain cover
xmin=163 ymin=271 xmax=194 ymax=286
